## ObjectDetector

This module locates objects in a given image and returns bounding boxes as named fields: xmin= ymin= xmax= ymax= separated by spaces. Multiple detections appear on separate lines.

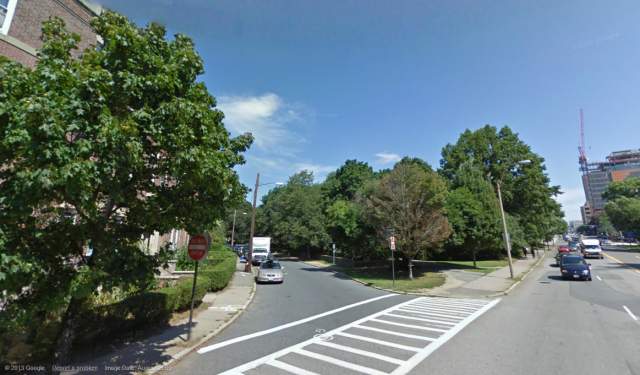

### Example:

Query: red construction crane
xmin=578 ymin=108 xmax=588 ymax=173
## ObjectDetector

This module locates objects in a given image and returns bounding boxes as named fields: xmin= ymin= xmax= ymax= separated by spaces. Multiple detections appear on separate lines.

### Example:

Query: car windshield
xmin=260 ymin=262 xmax=281 ymax=269
xmin=563 ymin=257 xmax=585 ymax=265
xmin=254 ymin=249 xmax=268 ymax=254
xmin=584 ymin=245 xmax=599 ymax=249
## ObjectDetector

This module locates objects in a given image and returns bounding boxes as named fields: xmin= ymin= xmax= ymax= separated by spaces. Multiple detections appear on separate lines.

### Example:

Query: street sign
xmin=188 ymin=234 xmax=209 ymax=261
xmin=389 ymin=236 xmax=396 ymax=251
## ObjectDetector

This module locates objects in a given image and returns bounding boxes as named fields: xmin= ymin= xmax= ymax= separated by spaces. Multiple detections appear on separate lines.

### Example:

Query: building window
xmin=0 ymin=0 xmax=17 ymax=35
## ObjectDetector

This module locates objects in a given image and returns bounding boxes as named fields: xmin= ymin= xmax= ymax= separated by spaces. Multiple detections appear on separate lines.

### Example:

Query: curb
xmin=147 ymin=273 xmax=257 ymax=374
xmin=487 ymin=251 xmax=547 ymax=298
xmin=301 ymin=253 xmax=547 ymax=300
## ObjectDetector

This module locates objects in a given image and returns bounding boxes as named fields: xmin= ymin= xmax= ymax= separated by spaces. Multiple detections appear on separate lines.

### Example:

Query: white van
xmin=581 ymin=238 xmax=603 ymax=259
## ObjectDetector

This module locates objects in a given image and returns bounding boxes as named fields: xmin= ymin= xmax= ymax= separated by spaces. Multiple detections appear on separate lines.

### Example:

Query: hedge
xmin=74 ymin=249 xmax=237 ymax=346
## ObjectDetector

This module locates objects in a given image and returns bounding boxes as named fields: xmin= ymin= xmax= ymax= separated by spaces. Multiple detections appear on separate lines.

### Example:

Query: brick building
xmin=0 ymin=0 xmax=101 ymax=67
xmin=0 ymin=0 xmax=191 ymax=254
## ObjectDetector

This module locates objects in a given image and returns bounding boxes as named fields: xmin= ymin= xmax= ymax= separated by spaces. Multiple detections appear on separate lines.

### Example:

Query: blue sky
xmin=96 ymin=0 xmax=640 ymax=221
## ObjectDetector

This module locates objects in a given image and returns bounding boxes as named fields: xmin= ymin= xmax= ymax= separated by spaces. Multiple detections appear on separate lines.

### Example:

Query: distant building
xmin=0 ymin=0 xmax=101 ymax=66
xmin=1 ymin=1 xmax=190 ymax=254
xmin=581 ymin=149 xmax=640 ymax=223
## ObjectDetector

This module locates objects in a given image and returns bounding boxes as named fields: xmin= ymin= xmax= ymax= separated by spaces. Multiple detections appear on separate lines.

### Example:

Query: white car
xmin=256 ymin=260 xmax=284 ymax=284
xmin=581 ymin=239 xmax=603 ymax=259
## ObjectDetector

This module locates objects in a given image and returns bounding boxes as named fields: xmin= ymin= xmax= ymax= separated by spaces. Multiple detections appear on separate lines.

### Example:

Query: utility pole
xmin=231 ymin=209 xmax=237 ymax=248
xmin=496 ymin=180 xmax=515 ymax=279
xmin=245 ymin=173 xmax=260 ymax=273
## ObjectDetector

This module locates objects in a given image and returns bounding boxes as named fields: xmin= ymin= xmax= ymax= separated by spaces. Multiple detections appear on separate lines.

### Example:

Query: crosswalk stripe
xmin=385 ymin=312 xmax=457 ymax=326
xmin=267 ymin=359 xmax=320 ymax=375
xmin=422 ymin=297 xmax=487 ymax=306
xmin=354 ymin=324 xmax=436 ymax=341
xmin=370 ymin=318 xmax=448 ymax=333
xmin=335 ymin=332 xmax=422 ymax=352
xmin=408 ymin=302 xmax=478 ymax=312
xmin=400 ymin=305 xmax=470 ymax=316
xmin=397 ymin=308 xmax=465 ymax=320
xmin=294 ymin=348 xmax=389 ymax=375
xmin=313 ymin=340 xmax=405 ymax=365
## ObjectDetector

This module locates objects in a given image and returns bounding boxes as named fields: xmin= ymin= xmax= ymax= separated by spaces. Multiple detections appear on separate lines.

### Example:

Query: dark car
xmin=560 ymin=255 xmax=591 ymax=281
xmin=555 ymin=250 xmax=579 ymax=266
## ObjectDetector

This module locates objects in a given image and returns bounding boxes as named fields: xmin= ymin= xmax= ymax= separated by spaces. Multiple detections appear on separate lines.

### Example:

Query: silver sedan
xmin=256 ymin=260 xmax=284 ymax=284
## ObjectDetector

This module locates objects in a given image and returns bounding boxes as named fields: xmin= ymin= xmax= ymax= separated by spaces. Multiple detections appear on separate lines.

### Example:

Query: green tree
xmin=445 ymin=162 xmax=502 ymax=263
xmin=603 ymin=177 xmax=640 ymax=234
xmin=440 ymin=125 xmax=565 ymax=249
xmin=364 ymin=162 xmax=451 ymax=279
xmin=257 ymin=171 xmax=330 ymax=257
xmin=0 ymin=13 xmax=251 ymax=363
xmin=322 ymin=160 xmax=377 ymax=260
xmin=224 ymin=200 xmax=253 ymax=245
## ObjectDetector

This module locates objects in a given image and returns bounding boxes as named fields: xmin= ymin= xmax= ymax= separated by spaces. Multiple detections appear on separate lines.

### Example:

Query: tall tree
xmin=440 ymin=125 xmax=565 ymax=248
xmin=365 ymin=162 xmax=451 ymax=279
xmin=445 ymin=162 xmax=502 ymax=263
xmin=603 ymin=177 xmax=640 ymax=234
xmin=257 ymin=171 xmax=330 ymax=257
xmin=322 ymin=160 xmax=377 ymax=260
xmin=0 ymin=13 xmax=251 ymax=363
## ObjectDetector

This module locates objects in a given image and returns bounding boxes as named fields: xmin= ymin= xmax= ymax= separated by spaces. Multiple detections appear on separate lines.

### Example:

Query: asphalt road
xmin=411 ymin=247 xmax=640 ymax=375
xmin=169 ymin=248 xmax=640 ymax=375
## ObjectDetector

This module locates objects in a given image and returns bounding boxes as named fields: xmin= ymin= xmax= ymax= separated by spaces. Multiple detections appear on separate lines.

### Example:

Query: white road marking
xmin=385 ymin=312 xmax=457 ymax=326
xmin=219 ymin=296 xmax=500 ymax=375
xmin=623 ymin=305 xmax=638 ymax=321
xmin=401 ymin=305 xmax=470 ymax=316
xmin=197 ymin=294 xmax=397 ymax=354
xmin=596 ymin=275 xmax=602 ymax=281
xmin=314 ymin=340 xmax=406 ymax=365
xmin=353 ymin=324 xmax=436 ymax=341
xmin=336 ymin=332 xmax=422 ymax=352
xmin=636 ymin=255 xmax=640 ymax=260
xmin=397 ymin=307 xmax=464 ymax=320
xmin=370 ymin=318 xmax=448 ymax=333
xmin=390 ymin=298 xmax=501 ymax=374
xmin=409 ymin=302 xmax=477 ymax=312
xmin=268 ymin=359 xmax=319 ymax=375
xmin=295 ymin=348 xmax=389 ymax=375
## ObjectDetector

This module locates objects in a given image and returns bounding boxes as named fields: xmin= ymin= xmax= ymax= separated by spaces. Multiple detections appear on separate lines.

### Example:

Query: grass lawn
xmin=418 ymin=260 xmax=509 ymax=274
xmin=343 ymin=267 xmax=445 ymax=292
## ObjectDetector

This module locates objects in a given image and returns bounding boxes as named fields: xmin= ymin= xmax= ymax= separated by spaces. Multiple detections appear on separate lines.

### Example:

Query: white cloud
xmin=375 ymin=152 xmax=402 ymax=165
xmin=555 ymin=186 xmax=586 ymax=221
xmin=295 ymin=163 xmax=337 ymax=181
xmin=219 ymin=93 xmax=303 ymax=151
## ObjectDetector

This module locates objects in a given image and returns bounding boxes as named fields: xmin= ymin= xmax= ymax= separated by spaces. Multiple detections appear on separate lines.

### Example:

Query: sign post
xmin=332 ymin=243 xmax=336 ymax=265
xmin=389 ymin=235 xmax=396 ymax=288
xmin=187 ymin=234 xmax=209 ymax=341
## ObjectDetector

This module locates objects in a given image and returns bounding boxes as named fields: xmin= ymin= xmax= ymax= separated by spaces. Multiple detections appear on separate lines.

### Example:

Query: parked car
xmin=256 ymin=260 xmax=284 ymax=284
xmin=251 ymin=248 xmax=270 ymax=266
xmin=560 ymin=255 xmax=592 ymax=281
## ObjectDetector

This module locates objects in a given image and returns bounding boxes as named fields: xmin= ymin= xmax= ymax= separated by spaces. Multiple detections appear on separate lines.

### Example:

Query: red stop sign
xmin=188 ymin=234 xmax=209 ymax=261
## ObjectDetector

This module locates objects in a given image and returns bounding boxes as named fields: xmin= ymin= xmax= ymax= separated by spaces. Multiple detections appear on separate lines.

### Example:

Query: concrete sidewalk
xmin=64 ymin=261 xmax=255 ymax=375
xmin=429 ymin=250 xmax=546 ymax=298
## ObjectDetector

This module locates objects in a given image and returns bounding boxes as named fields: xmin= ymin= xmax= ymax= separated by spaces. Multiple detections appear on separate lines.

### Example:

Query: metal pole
xmin=187 ymin=261 xmax=199 ymax=341
xmin=245 ymin=173 xmax=259 ymax=273
xmin=391 ymin=250 xmax=396 ymax=288
xmin=231 ymin=209 xmax=237 ymax=248
xmin=332 ymin=243 xmax=336 ymax=265
xmin=496 ymin=181 xmax=515 ymax=279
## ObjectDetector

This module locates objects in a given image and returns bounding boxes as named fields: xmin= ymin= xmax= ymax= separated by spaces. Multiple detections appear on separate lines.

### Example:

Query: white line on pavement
xmin=385 ymin=312 xmax=457 ymax=326
xmin=596 ymin=275 xmax=602 ymax=281
xmin=397 ymin=308 xmax=464 ymax=320
xmin=353 ymin=324 xmax=436 ymax=341
xmin=390 ymin=298 xmax=501 ymax=374
xmin=401 ymin=305 xmax=470 ymax=315
xmin=268 ymin=359 xmax=319 ymax=375
xmin=335 ymin=332 xmax=422 ymax=352
xmin=370 ymin=318 xmax=448 ymax=333
xmin=623 ymin=305 xmax=638 ymax=321
xmin=197 ymin=294 xmax=397 ymax=354
xmin=295 ymin=348 xmax=388 ymax=375
xmin=314 ymin=340 xmax=406 ymax=365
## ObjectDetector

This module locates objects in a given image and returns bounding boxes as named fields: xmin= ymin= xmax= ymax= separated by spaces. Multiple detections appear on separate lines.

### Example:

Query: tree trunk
xmin=53 ymin=297 xmax=85 ymax=367
xmin=408 ymin=258 xmax=414 ymax=280
xmin=472 ymin=249 xmax=477 ymax=268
